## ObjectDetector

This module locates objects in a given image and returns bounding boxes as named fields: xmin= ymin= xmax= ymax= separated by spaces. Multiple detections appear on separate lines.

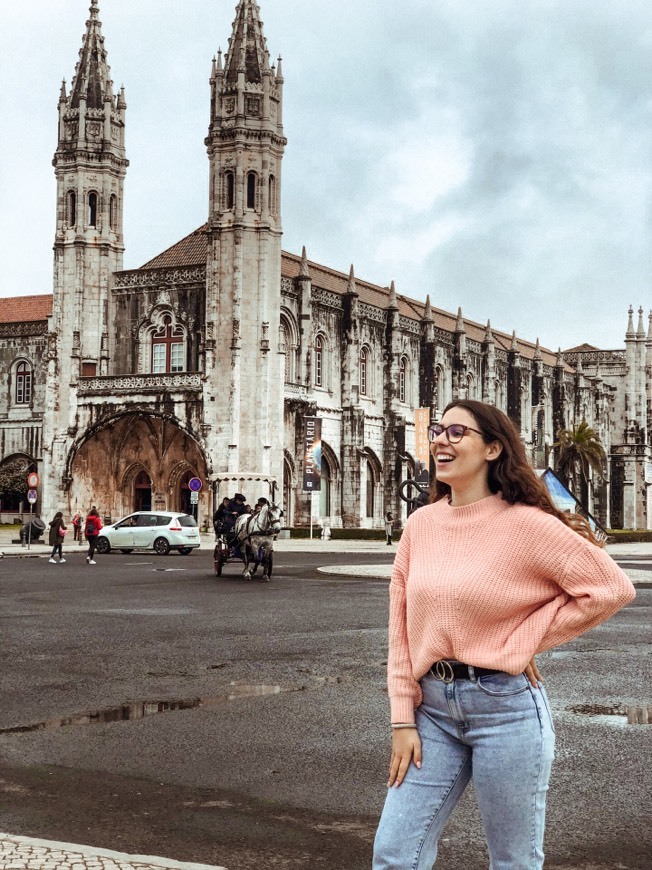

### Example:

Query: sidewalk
xmin=0 ymin=833 xmax=225 ymax=870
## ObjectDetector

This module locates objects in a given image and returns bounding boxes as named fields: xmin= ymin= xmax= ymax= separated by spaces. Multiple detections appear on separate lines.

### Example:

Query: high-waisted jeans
xmin=373 ymin=670 xmax=556 ymax=869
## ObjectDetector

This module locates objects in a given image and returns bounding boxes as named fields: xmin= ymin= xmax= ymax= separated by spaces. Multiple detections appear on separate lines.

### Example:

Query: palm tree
xmin=553 ymin=420 xmax=607 ymax=504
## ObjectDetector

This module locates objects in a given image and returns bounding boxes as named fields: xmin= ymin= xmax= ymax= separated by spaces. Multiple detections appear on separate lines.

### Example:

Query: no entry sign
xmin=27 ymin=472 xmax=39 ymax=488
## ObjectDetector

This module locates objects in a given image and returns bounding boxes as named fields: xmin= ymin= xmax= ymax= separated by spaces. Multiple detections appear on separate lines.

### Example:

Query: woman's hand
xmin=388 ymin=728 xmax=421 ymax=788
xmin=524 ymin=656 xmax=543 ymax=688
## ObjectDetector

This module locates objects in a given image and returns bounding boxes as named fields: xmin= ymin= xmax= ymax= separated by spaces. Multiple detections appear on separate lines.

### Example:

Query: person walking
xmin=48 ymin=512 xmax=67 ymax=563
xmin=71 ymin=511 xmax=82 ymax=542
xmin=84 ymin=507 xmax=103 ymax=565
xmin=373 ymin=399 xmax=636 ymax=870
xmin=384 ymin=511 xmax=393 ymax=546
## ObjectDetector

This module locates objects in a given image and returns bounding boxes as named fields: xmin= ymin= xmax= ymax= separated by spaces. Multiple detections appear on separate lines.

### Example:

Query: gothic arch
xmin=64 ymin=411 xmax=209 ymax=518
xmin=319 ymin=440 xmax=340 ymax=520
xmin=362 ymin=446 xmax=382 ymax=523
xmin=280 ymin=308 xmax=299 ymax=383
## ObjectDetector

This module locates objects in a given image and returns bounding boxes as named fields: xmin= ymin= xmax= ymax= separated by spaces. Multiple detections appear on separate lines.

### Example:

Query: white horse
xmin=233 ymin=503 xmax=283 ymax=581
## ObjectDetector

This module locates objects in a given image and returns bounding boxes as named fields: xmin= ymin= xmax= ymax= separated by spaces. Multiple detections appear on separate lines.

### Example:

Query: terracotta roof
xmin=0 ymin=294 xmax=52 ymax=324
xmin=140 ymin=225 xmax=208 ymax=269
xmin=138 ymin=225 xmax=571 ymax=370
xmin=563 ymin=343 xmax=600 ymax=353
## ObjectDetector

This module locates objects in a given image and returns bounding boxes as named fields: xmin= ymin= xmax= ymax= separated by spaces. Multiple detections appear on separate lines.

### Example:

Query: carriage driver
xmin=221 ymin=493 xmax=248 ymax=543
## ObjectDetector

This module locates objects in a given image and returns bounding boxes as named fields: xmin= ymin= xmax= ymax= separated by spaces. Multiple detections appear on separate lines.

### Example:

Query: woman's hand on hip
xmin=524 ymin=656 xmax=543 ymax=688
xmin=388 ymin=728 xmax=421 ymax=788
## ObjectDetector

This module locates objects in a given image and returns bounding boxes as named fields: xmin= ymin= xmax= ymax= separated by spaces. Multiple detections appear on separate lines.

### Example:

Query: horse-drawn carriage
xmin=213 ymin=500 xmax=283 ymax=581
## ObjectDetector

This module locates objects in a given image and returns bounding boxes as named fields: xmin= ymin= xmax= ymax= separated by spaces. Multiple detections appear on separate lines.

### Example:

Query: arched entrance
xmin=179 ymin=470 xmax=193 ymax=515
xmin=134 ymin=470 xmax=152 ymax=511
xmin=67 ymin=413 xmax=208 ymax=520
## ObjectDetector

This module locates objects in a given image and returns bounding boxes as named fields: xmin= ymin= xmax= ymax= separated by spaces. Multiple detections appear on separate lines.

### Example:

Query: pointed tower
xmin=43 ymin=0 xmax=128 ymax=518
xmin=204 ymin=0 xmax=287 ymax=497
xmin=52 ymin=0 xmax=127 ymax=375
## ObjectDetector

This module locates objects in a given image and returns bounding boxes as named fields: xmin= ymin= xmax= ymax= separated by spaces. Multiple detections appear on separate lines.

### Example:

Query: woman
xmin=48 ymin=511 xmax=67 ymax=563
xmin=373 ymin=400 xmax=635 ymax=869
xmin=384 ymin=511 xmax=394 ymax=546
xmin=84 ymin=507 xmax=103 ymax=565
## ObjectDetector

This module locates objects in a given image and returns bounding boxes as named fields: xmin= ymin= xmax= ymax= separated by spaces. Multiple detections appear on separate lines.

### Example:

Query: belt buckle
xmin=432 ymin=660 xmax=455 ymax=683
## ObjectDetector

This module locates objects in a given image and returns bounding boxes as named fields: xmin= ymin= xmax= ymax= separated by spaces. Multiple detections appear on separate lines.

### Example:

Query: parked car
xmin=95 ymin=511 xmax=200 ymax=556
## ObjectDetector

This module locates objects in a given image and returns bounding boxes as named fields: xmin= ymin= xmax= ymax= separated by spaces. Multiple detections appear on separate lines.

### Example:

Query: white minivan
xmin=95 ymin=511 xmax=200 ymax=556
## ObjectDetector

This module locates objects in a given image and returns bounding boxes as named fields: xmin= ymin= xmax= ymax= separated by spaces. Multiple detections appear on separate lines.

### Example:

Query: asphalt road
xmin=0 ymin=548 xmax=650 ymax=869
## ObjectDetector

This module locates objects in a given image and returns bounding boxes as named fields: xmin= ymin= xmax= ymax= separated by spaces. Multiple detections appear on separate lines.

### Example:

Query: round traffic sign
xmin=27 ymin=488 xmax=38 ymax=504
xmin=188 ymin=477 xmax=202 ymax=492
xmin=27 ymin=472 xmax=39 ymax=488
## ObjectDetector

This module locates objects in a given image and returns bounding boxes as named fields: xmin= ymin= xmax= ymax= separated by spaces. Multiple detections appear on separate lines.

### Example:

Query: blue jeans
xmin=373 ymin=670 xmax=556 ymax=869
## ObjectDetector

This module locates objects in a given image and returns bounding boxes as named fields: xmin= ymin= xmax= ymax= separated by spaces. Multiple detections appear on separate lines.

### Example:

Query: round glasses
xmin=428 ymin=423 xmax=484 ymax=444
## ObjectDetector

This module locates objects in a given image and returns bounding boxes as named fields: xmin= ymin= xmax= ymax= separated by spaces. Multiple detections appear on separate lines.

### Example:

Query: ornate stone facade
xmin=0 ymin=1 xmax=649 ymax=529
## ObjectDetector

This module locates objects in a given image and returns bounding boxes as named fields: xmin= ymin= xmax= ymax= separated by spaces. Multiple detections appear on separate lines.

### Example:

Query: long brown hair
xmin=430 ymin=399 xmax=602 ymax=547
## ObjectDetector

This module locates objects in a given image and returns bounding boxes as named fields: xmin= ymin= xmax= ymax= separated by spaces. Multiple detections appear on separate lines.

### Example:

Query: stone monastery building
xmin=0 ymin=0 xmax=650 ymax=529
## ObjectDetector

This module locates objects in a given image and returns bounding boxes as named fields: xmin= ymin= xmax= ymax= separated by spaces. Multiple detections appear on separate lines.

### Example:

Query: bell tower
xmin=52 ymin=0 xmax=127 ymax=380
xmin=204 ymin=0 xmax=287 ymax=498
xmin=43 ymin=0 xmax=128 ymax=517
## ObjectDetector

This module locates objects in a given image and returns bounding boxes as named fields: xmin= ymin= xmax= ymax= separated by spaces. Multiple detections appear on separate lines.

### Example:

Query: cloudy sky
xmin=1 ymin=0 xmax=650 ymax=350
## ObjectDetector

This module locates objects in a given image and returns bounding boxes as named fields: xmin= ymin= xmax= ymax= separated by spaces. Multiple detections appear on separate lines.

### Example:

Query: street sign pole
xmin=26 ymin=484 xmax=38 ymax=551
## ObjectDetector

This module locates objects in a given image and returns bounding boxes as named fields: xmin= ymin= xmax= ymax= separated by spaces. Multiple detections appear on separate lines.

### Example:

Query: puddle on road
xmin=0 ymin=683 xmax=286 ymax=735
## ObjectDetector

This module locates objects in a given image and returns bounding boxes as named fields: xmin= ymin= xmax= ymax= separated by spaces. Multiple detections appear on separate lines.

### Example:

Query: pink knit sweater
xmin=388 ymin=494 xmax=636 ymax=723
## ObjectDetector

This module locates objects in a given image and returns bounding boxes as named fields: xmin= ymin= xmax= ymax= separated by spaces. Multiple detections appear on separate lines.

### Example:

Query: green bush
xmin=288 ymin=527 xmax=403 ymax=541
xmin=605 ymin=529 xmax=652 ymax=543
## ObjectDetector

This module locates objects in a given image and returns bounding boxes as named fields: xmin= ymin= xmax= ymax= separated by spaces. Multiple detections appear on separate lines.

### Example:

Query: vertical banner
xmin=414 ymin=408 xmax=430 ymax=486
xmin=302 ymin=416 xmax=322 ymax=492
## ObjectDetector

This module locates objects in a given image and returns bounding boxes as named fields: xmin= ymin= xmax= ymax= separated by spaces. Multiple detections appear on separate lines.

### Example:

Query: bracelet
xmin=391 ymin=723 xmax=417 ymax=729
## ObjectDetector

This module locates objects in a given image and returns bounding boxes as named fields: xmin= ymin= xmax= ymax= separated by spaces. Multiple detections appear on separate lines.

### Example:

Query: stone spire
xmin=534 ymin=338 xmax=542 ymax=360
xmin=455 ymin=307 xmax=465 ymax=333
xmin=224 ymin=0 xmax=272 ymax=85
xmin=387 ymin=280 xmax=398 ymax=310
xmin=637 ymin=306 xmax=646 ymax=337
xmin=483 ymin=319 xmax=494 ymax=344
xmin=69 ymin=0 xmax=114 ymax=110
xmin=510 ymin=330 xmax=519 ymax=352
xmin=556 ymin=348 xmax=564 ymax=367
xmin=422 ymin=295 xmax=433 ymax=323
xmin=299 ymin=245 xmax=310 ymax=278
xmin=346 ymin=264 xmax=358 ymax=297
xmin=626 ymin=305 xmax=635 ymax=338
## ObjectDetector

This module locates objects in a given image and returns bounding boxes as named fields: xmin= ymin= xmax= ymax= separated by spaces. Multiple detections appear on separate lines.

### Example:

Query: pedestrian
xmin=84 ymin=507 xmax=103 ymax=565
xmin=213 ymin=497 xmax=230 ymax=537
xmin=48 ymin=511 xmax=67 ymax=563
xmin=71 ymin=510 xmax=82 ymax=541
xmin=373 ymin=399 xmax=636 ymax=870
xmin=384 ymin=511 xmax=393 ymax=546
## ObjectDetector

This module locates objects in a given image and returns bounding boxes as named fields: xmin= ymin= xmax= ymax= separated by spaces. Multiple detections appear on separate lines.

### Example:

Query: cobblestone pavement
xmin=0 ymin=834 xmax=225 ymax=870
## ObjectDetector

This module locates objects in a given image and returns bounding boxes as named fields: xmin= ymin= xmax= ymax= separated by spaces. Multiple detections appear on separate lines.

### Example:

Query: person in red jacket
xmin=84 ymin=507 xmax=103 ymax=564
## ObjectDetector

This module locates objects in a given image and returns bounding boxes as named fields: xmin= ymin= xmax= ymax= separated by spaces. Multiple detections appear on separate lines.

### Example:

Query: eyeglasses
xmin=428 ymin=422 xmax=484 ymax=444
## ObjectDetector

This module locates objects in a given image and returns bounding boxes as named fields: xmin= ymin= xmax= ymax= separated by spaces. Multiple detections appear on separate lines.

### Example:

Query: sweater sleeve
xmin=387 ymin=521 xmax=423 ymax=723
xmin=535 ymin=524 xmax=635 ymax=653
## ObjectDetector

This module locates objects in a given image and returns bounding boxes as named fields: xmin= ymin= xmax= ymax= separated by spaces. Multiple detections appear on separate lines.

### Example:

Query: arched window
xmin=15 ymin=362 xmax=32 ymax=405
xmin=320 ymin=456 xmax=332 ymax=518
xmin=269 ymin=175 xmax=276 ymax=214
xmin=87 ymin=192 xmax=98 ymax=227
xmin=109 ymin=194 xmax=118 ymax=230
xmin=225 ymin=172 xmax=234 ymax=210
xmin=366 ymin=460 xmax=375 ymax=518
xmin=314 ymin=335 xmax=324 ymax=387
xmin=279 ymin=321 xmax=290 ymax=382
xmin=360 ymin=347 xmax=369 ymax=396
xmin=67 ymin=191 xmax=77 ymax=227
xmin=399 ymin=357 xmax=407 ymax=403
xmin=151 ymin=315 xmax=185 ymax=373
xmin=247 ymin=172 xmax=257 ymax=209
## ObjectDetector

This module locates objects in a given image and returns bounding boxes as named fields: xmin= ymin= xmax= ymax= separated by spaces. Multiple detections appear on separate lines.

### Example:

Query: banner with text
xmin=302 ymin=416 xmax=322 ymax=492
xmin=414 ymin=408 xmax=431 ymax=486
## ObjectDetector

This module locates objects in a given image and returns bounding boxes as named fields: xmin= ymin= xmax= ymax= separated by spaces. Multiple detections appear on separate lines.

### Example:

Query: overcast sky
xmin=1 ymin=0 xmax=650 ymax=350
